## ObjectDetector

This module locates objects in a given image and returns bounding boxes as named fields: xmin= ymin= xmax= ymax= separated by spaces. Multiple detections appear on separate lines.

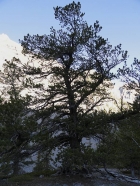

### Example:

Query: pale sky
xmin=0 ymin=0 xmax=140 ymax=66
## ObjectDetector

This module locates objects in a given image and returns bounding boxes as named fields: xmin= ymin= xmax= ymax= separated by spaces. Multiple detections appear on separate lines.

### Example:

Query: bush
xmin=55 ymin=145 xmax=96 ymax=173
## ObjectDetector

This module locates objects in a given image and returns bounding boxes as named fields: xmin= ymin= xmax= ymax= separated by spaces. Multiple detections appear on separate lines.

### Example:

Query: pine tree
xmin=0 ymin=58 xmax=37 ymax=176
xmin=18 ymin=1 xmax=128 ymax=171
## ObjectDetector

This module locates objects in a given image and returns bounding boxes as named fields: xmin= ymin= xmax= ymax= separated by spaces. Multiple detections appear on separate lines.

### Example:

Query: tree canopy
xmin=20 ymin=1 xmax=128 ymax=151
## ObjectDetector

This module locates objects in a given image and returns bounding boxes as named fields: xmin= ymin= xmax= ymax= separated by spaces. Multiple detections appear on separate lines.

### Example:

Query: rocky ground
xmin=1 ymin=172 xmax=140 ymax=186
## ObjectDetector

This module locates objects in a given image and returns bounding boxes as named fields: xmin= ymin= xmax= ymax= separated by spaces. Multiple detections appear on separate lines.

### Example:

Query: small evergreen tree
xmin=0 ymin=58 xmax=37 ymax=176
xmin=115 ymin=113 xmax=140 ymax=177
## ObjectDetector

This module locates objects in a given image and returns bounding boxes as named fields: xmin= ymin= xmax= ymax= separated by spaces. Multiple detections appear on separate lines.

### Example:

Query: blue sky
xmin=0 ymin=0 xmax=140 ymax=66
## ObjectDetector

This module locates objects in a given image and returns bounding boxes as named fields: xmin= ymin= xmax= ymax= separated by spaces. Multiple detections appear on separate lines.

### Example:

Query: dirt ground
xmin=1 ymin=175 xmax=140 ymax=186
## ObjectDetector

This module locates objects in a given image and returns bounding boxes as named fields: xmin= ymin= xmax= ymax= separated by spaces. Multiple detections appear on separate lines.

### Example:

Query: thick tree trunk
xmin=13 ymin=165 xmax=19 ymax=175
xmin=63 ymin=65 xmax=82 ymax=150
xmin=13 ymin=156 xmax=20 ymax=175
xmin=70 ymin=137 xmax=81 ymax=149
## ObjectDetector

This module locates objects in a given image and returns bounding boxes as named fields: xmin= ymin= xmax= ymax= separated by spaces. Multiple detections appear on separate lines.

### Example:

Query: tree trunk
xmin=13 ymin=157 xmax=20 ymax=175
xmin=131 ymin=163 xmax=135 ymax=178
xmin=70 ymin=137 xmax=81 ymax=149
